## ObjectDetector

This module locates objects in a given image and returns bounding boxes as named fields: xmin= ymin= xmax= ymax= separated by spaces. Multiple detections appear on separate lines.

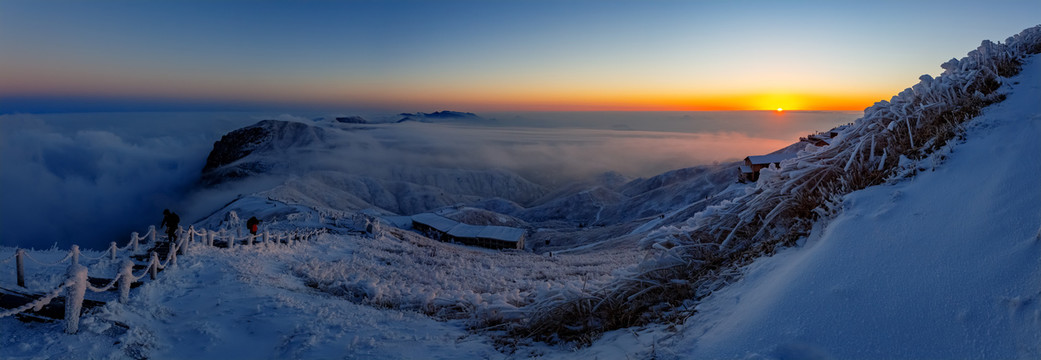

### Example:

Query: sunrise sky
xmin=1 ymin=0 xmax=1038 ymax=113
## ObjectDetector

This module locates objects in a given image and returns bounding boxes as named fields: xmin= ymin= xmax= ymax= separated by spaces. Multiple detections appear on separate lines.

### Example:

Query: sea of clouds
xmin=0 ymin=111 xmax=858 ymax=250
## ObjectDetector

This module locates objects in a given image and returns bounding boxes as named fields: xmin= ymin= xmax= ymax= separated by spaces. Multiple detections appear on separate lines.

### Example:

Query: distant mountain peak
xmin=200 ymin=120 xmax=326 ymax=186
xmin=334 ymin=115 xmax=368 ymax=124
xmin=397 ymin=110 xmax=481 ymax=123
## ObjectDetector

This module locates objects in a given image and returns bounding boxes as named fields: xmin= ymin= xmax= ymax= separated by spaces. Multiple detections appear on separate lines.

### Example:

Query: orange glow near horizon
xmin=1 ymin=59 xmax=889 ymax=112
xmin=0 ymin=65 xmax=889 ymax=112
xmin=435 ymin=91 xmax=888 ymax=112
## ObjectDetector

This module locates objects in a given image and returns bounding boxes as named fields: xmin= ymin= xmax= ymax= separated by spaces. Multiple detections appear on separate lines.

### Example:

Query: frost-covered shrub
xmin=291 ymin=230 xmax=638 ymax=327
xmin=515 ymin=25 xmax=1041 ymax=345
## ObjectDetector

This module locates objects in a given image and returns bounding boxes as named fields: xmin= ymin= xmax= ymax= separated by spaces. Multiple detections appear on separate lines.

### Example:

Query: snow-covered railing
xmin=2 ymin=224 xmax=325 ymax=334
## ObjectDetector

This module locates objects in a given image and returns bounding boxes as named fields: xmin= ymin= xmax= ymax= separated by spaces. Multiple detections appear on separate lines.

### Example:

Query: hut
xmin=741 ymin=153 xmax=798 ymax=182
xmin=411 ymin=213 xmax=526 ymax=250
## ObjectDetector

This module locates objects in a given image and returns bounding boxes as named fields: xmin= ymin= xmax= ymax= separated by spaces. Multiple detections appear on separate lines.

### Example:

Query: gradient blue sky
xmin=1 ymin=0 xmax=1038 ymax=112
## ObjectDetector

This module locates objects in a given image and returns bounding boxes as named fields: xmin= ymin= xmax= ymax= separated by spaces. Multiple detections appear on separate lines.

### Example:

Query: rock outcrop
xmin=200 ymin=120 xmax=326 ymax=186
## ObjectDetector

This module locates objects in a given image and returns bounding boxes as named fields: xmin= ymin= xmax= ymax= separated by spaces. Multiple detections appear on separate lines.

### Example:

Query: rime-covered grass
xmin=294 ymin=228 xmax=639 ymax=325
xmin=514 ymin=25 xmax=1041 ymax=345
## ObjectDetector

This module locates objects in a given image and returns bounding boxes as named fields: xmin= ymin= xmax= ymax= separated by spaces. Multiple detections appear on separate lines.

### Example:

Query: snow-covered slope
xmin=0 ymin=215 xmax=639 ymax=359
xmin=508 ymin=26 xmax=1041 ymax=356
xmin=518 ymin=164 xmax=736 ymax=225
xmin=198 ymin=119 xmax=549 ymax=214
xmin=0 ymin=238 xmax=506 ymax=359
xmin=663 ymin=53 xmax=1041 ymax=359
xmin=549 ymin=51 xmax=1041 ymax=360
xmin=196 ymin=117 xmax=742 ymax=249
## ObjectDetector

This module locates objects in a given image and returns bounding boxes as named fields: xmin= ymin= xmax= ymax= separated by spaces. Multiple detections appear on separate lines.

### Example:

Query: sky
xmin=1 ymin=0 xmax=1039 ymax=112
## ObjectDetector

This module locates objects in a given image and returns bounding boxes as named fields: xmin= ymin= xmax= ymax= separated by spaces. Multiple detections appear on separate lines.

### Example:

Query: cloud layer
xmin=0 ymin=113 xmax=254 ymax=250
xmin=328 ymin=122 xmax=795 ymax=187
xmin=0 ymin=111 xmax=854 ymax=250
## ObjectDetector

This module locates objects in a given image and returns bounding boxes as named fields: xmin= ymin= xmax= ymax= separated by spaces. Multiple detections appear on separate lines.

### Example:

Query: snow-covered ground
xmin=2 ymin=242 xmax=501 ymax=359
xmin=0 ymin=219 xmax=638 ymax=359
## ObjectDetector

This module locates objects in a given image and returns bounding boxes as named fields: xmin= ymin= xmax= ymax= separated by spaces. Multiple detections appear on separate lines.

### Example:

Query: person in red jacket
xmin=247 ymin=216 xmax=260 ymax=235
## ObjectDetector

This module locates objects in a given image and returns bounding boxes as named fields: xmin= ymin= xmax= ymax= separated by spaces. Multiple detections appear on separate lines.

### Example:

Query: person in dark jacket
xmin=247 ymin=216 xmax=260 ymax=235
xmin=160 ymin=209 xmax=180 ymax=242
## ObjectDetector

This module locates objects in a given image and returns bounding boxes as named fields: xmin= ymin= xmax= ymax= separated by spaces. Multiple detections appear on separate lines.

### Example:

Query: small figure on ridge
xmin=160 ymin=209 xmax=180 ymax=243
xmin=247 ymin=216 xmax=260 ymax=235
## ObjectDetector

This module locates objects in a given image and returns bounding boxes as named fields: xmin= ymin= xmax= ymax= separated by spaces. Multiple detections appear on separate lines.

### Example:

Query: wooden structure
xmin=741 ymin=153 xmax=799 ymax=182
xmin=410 ymin=213 xmax=525 ymax=250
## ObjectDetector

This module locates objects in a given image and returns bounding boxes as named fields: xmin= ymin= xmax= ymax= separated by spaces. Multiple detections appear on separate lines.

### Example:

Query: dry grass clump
xmin=506 ymin=25 xmax=1041 ymax=346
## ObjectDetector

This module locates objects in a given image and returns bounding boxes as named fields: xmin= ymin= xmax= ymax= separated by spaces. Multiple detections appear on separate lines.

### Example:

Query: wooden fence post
xmin=150 ymin=252 xmax=159 ymax=280
xmin=64 ymin=264 xmax=88 ymax=334
xmin=178 ymin=232 xmax=188 ymax=257
xmin=170 ymin=241 xmax=178 ymax=267
xmin=118 ymin=260 xmax=134 ymax=304
xmin=110 ymin=242 xmax=117 ymax=261
xmin=149 ymin=225 xmax=157 ymax=245
xmin=16 ymin=249 xmax=25 ymax=288
xmin=131 ymin=232 xmax=139 ymax=252
xmin=71 ymin=245 xmax=80 ymax=265
xmin=176 ymin=226 xmax=185 ymax=255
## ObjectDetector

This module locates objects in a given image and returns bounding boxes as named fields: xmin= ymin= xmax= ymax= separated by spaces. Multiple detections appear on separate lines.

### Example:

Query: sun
xmin=776 ymin=107 xmax=784 ymax=112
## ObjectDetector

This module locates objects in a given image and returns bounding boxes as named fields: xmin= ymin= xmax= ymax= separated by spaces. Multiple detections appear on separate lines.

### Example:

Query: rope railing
xmin=0 ymin=252 xmax=17 ymax=265
xmin=79 ymin=242 xmax=119 ymax=262
xmin=3 ymin=223 xmax=326 ymax=333
xmin=8 ymin=225 xmax=323 ymax=284
xmin=21 ymin=249 xmax=75 ymax=267
xmin=86 ymin=274 xmax=121 ymax=293
xmin=0 ymin=279 xmax=72 ymax=319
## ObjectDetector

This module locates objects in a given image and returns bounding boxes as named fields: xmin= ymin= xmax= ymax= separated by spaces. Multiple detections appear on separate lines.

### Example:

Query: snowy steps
xmin=0 ymin=242 xmax=171 ymax=323
xmin=129 ymin=241 xmax=174 ymax=262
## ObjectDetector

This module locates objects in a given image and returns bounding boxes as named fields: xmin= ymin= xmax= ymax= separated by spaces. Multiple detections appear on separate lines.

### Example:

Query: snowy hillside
xmin=649 ymin=48 xmax=1041 ymax=359
xmin=195 ymin=115 xmax=743 ymax=249
xmin=507 ymin=25 xmax=1041 ymax=354
xmin=198 ymin=119 xmax=549 ymax=214
xmin=0 ymin=209 xmax=641 ymax=359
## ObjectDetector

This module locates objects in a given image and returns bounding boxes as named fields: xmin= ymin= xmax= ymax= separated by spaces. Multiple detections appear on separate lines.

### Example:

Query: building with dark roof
xmin=741 ymin=153 xmax=799 ymax=182
xmin=410 ymin=213 xmax=526 ymax=250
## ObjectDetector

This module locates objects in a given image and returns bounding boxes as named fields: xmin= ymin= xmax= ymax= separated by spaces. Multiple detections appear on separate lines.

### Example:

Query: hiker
xmin=160 ymin=209 xmax=180 ymax=243
xmin=247 ymin=216 xmax=260 ymax=235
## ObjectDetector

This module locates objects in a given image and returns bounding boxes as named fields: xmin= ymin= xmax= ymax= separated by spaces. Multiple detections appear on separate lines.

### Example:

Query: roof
xmin=476 ymin=226 xmax=525 ymax=242
xmin=410 ymin=213 xmax=459 ymax=232
xmin=745 ymin=153 xmax=798 ymax=165
xmin=447 ymin=223 xmax=484 ymax=238
xmin=739 ymin=165 xmax=754 ymax=174
xmin=448 ymin=224 xmax=524 ymax=242
xmin=413 ymin=213 xmax=525 ymax=243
